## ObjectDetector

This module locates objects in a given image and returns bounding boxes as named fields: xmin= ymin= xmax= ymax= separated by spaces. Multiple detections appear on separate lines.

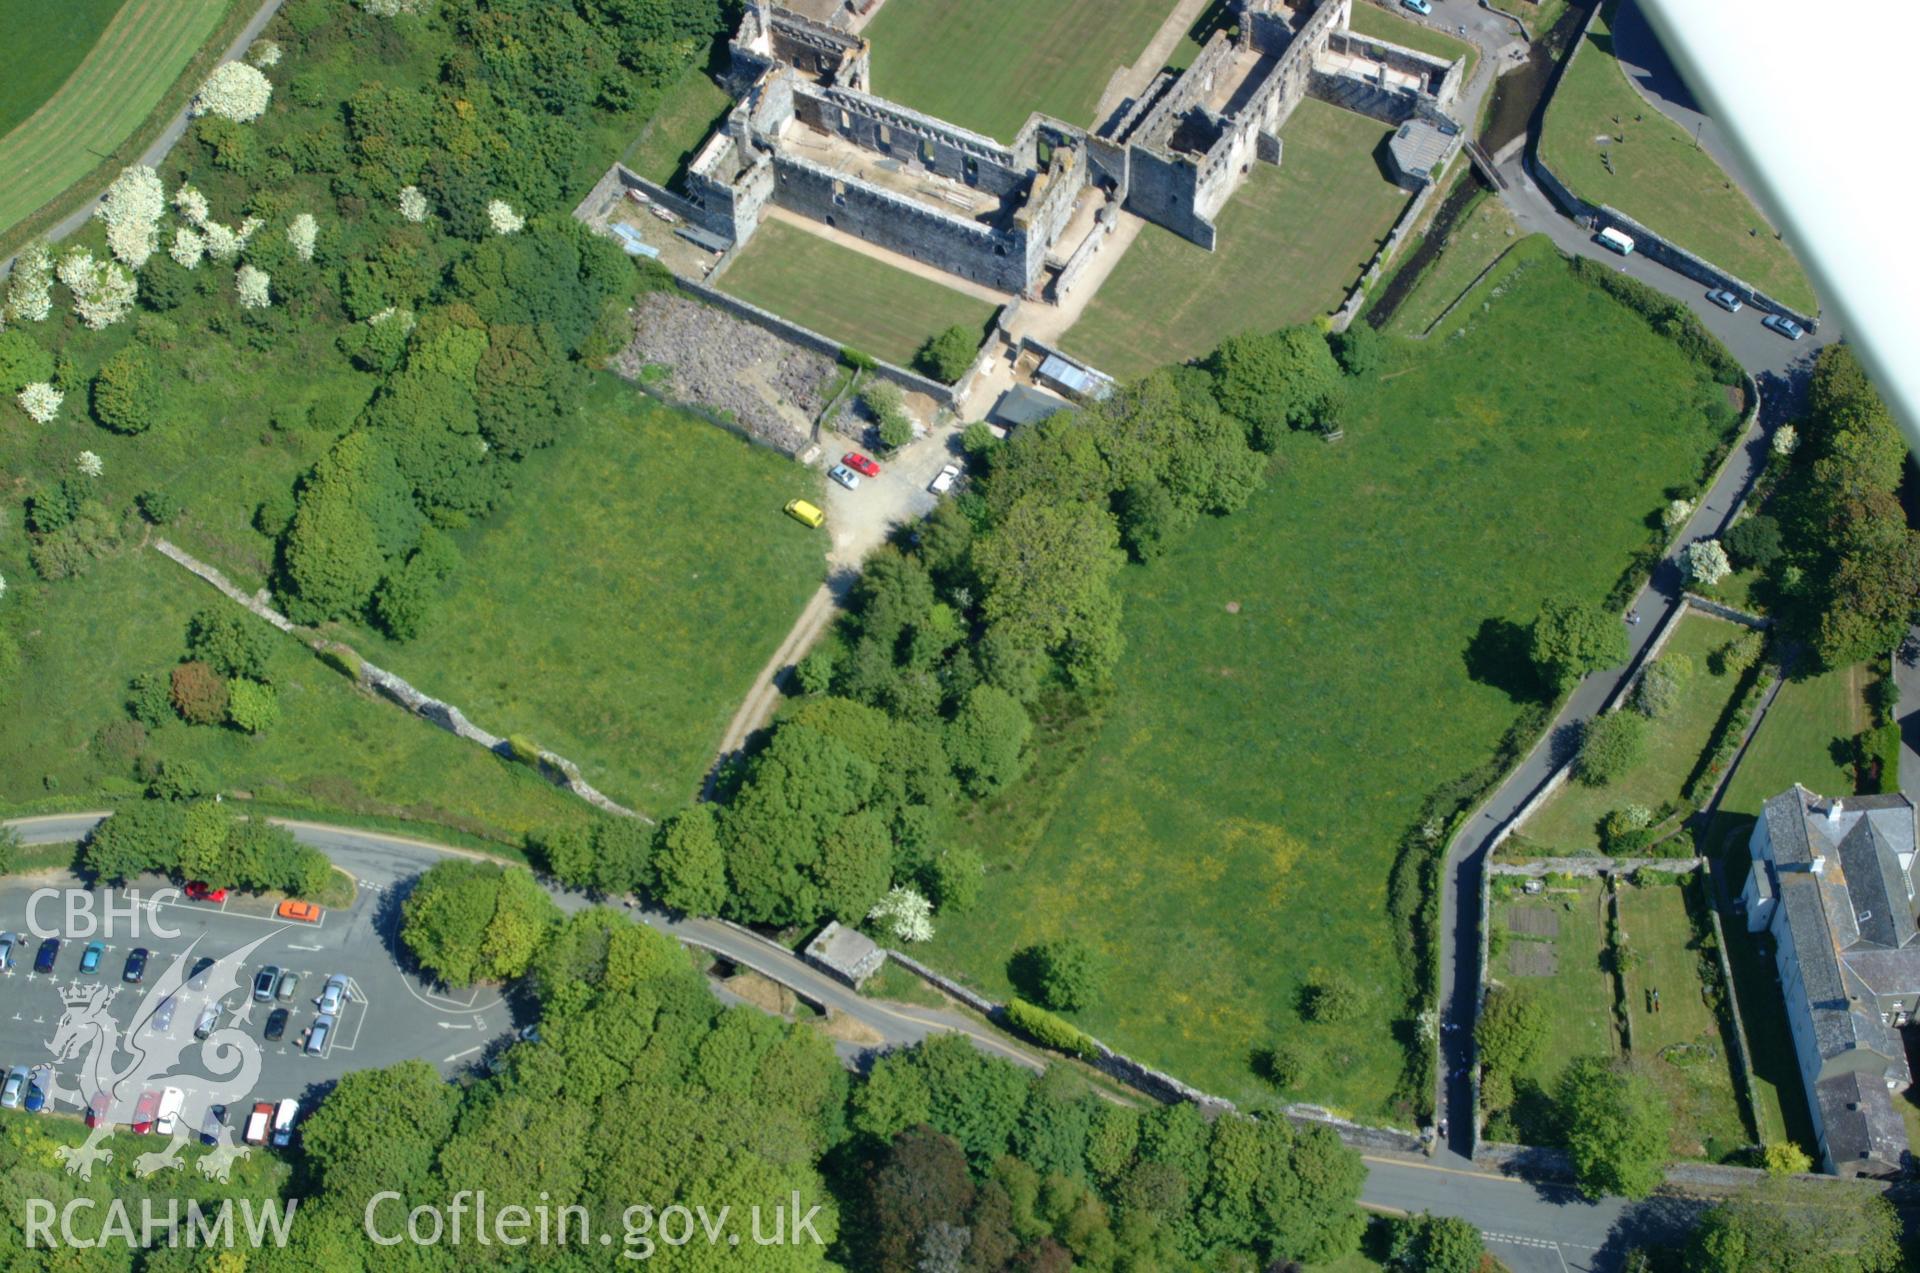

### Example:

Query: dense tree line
xmin=80 ymin=796 xmax=333 ymax=898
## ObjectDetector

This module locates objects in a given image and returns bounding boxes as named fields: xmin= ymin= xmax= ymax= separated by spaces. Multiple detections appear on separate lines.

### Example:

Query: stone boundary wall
xmin=1526 ymin=3 xmax=1817 ymax=330
xmin=1051 ymin=210 xmax=1116 ymax=301
xmin=1331 ymin=172 xmax=1443 ymax=331
xmin=1682 ymin=592 xmax=1769 ymax=629
xmin=573 ymin=163 xmax=716 ymax=239
xmin=151 ymin=541 xmax=651 ymax=825
xmin=1700 ymin=871 xmax=1767 ymax=1145
xmin=1490 ymin=855 xmax=1703 ymax=878
xmin=673 ymin=275 xmax=964 ymax=406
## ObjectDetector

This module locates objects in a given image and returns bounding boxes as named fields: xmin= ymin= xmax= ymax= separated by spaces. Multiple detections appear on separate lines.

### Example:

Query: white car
xmin=827 ymin=463 xmax=861 ymax=491
xmin=928 ymin=463 xmax=962 ymax=495
xmin=271 ymin=1098 xmax=298 ymax=1147
xmin=155 ymin=1087 xmax=184 ymax=1136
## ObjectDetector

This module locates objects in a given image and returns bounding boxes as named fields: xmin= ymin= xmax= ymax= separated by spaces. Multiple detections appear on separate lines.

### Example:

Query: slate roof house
xmin=1742 ymin=786 xmax=1920 ymax=1176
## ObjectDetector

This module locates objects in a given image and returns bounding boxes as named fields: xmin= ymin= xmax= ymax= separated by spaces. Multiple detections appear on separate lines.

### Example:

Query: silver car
xmin=827 ymin=463 xmax=861 ymax=491
xmin=306 ymin=1014 xmax=335 ymax=1056
xmin=0 ymin=1067 xmax=26 ymax=1109
xmin=317 ymin=974 xmax=350 ymax=1016
xmin=1705 ymin=288 xmax=1742 ymax=313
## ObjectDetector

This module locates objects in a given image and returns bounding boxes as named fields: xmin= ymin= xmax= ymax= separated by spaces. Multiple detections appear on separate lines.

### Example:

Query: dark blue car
xmin=33 ymin=938 xmax=59 ymax=974
xmin=122 ymin=947 xmax=149 ymax=984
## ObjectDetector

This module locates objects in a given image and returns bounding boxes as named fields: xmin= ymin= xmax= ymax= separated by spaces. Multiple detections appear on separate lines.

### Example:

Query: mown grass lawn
xmin=622 ymin=68 xmax=735 ymax=187
xmin=1717 ymin=662 xmax=1871 ymax=825
xmin=1617 ymin=877 xmax=1751 ymax=1161
xmin=861 ymin=0 xmax=1179 ymax=140
xmin=0 ymin=0 xmax=233 ymax=240
xmin=336 ymin=377 xmax=827 ymax=818
xmin=1539 ymin=2 xmax=1816 ymax=314
xmin=1063 ymin=98 xmax=1406 ymax=379
xmin=1388 ymin=189 xmax=1520 ymax=335
xmin=925 ymin=240 xmax=1735 ymax=1116
xmin=0 ymin=0 xmax=127 ymax=137
xmin=1492 ymin=880 xmax=1617 ymax=1101
xmin=0 ymin=551 xmax=589 ymax=842
xmin=1521 ymin=612 xmax=1747 ymax=852
xmin=720 ymin=218 xmax=1001 ymax=368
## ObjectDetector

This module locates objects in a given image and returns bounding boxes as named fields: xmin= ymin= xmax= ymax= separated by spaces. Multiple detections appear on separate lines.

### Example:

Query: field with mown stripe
xmin=0 ymin=0 xmax=232 ymax=240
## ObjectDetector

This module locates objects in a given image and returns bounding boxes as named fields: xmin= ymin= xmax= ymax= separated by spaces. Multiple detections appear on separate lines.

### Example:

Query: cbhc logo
xmin=24 ymin=889 xmax=182 ymax=940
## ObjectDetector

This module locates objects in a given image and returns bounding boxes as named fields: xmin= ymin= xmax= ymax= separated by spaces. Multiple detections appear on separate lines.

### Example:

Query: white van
xmin=155 ymin=1087 xmax=184 ymax=1136
xmin=1597 ymin=226 xmax=1636 ymax=256
xmin=271 ymin=1098 xmax=298 ymax=1147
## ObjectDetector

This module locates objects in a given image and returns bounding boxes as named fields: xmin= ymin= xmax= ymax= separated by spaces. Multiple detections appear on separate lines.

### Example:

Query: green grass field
xmin=721 ymin=218 xmax=1001 ymax=368
xmin=622 ymin=68 xmax=734 ymax=186
xmin=1617 ymin=878 xmax=1751 ymax=1161
xmin=1388 ymin=190 xmax=1520 ymax=334
xmin=1493 ymin=881 xmax=1618 ymax=1099
xmin=1717 ymin=662 xmax=1870 ymax=825
xmin=1539 ymin=3 xmax=1816 ymax=314
xmin=337 ymin=377 xmax=826 ymax=818
xmin=0 ymin=0 xmax=128 ymax=138
xmin=0 ymin=0 xmax=233 ymax=241
xmin=0 ymin=552 xmax=588 ymax=841
xmin=862 ymin=0 xmax=1179 ymax=140
xmin=1522 ymin=612 xmax=1747 ymax=852
xmin=1346 ymin=2 xmax=1476 ymax=86
xmin=1063 ymin=99 xmax=1407 ymax=378
xmin=922 ymin=241 xmax=1735 ymax=1116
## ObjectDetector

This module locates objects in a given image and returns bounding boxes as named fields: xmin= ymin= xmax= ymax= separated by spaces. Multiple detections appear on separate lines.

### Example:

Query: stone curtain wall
xmin=1331 ymin=173 xmax=1442 ymax=331
xmin=152 ymin=540 xmax=651 ymax=825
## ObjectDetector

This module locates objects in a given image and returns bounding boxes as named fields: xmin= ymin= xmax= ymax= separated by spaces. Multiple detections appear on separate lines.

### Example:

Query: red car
xmin=184 ymin=881 xmax=228 ymax=903
xmin=131 ymin=1089 xmax=161 ymax=1134
xmin=840 ymin=452 xmax=880 ymax=478
xmin=86 ymin=1091 xmax=110 ymax=1128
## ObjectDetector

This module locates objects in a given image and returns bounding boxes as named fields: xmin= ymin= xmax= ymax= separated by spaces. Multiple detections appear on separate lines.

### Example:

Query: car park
xmin=271 ymin=1098 xmax=298 ymax=1147
xmin=24 ymin=1067 xmax=48 ymax=1113
xmin=243 ymin=1102 xmax=273 ymax=1145
xmin=122 ymin=947 xmax=149 ymax=984
xmin=253 ymin=966 xmax=280 ymax=1001
xmin=1706 ymin=288 xmax=1743 ymax=313
xmin=307 ymin=1013 xmax=335 ymax=1055
xmin=276 ymin=971 xmax=300 ymax=1002
xmin=0 ymin=1067 xmax=25 ymax=1109
xmin=828 ymin=463 xmax=861 ymax=491
xmin=155 ymin=1087 xmax=184 ymax=1135
xmin=79 ymin=940 xmax=104 ymax=975
xmin=33 ymin=937 xmax=59 ymax=974
xmin=132 ymin=1089 xmax=160 ymax=1134
xmin=201 ymin=1104 xmax=228 ymax=1147
xmin=184 ymin=882 xmax=227 ymax=903
xmin=929 ymin=464 xmax=962 ymax=495
xmin=1762 ymin=313 xmax=1805 ymax=340
xmin=841 ymin=452 xmax=880 ymax=478
xmin=275 ymin=900 xmax=321 ymax=923
xmin=317 ymin=974 xmax=350 ymax=1016
xmin=0 ymin=932 xmax=17 ymax=970
xmin=149 ymin=995 xmax=177 ymax=1033
xmin=195 ymin=1002 xmax=221 ymax=1040
xmin=264 ymin=1007 xmax=290 ymax=1041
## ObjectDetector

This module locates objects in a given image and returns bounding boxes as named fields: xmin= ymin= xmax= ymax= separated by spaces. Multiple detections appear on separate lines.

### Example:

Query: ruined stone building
xmin=671 ymin=0 xmax=1464 ymax=299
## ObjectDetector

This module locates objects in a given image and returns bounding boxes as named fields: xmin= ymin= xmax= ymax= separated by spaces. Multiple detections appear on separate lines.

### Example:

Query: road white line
xmin=442 ymin=1045 xmax=484 ymax=1063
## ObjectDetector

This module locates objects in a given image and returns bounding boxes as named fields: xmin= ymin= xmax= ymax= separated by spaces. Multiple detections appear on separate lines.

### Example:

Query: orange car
xmin=275 ymin=899 xmax=322 ymax=923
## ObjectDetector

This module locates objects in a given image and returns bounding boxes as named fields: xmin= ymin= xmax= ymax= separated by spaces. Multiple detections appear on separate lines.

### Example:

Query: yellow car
xmin=784 ymin=499 xmax=825 ymax=529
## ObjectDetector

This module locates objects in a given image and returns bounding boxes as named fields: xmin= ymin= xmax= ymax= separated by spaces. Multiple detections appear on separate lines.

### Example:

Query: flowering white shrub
xmin=361 ymin=0 xmax=429 ymax=15
xmin=57 ymin=250 xmax=137 ymax=330
xmin=170 ymin=226 xmax=207 ymax=269
xmin=95 ymin=166 xmax=167 ymax=268
xmin=235 ymin=265 xmax=271 ymax=309
xmin=5 ymin=241 xmax=53 ymax=322
xmin=194 ymin=61 xmax=272 ymax=122
xmin=287 ymin=212 xmax=318 ymax=261
xmin=0 ymin=573 xmax=7 ymax=601
xmin=1662 ymin=498 xmax=1693 ymax=531
xmin=202 ymin=222 xmax=240 ymax=263
xmin=235 ymin=217 xmax=262 ymax=251
xmin=18 ymin=382 xmax=63 ymax=424
xmin=1683 ymin=538 xmax=1732 ymax=587
xmin=174 ymin=184 xmax=210 ymax=226
xmin=398 ymin=185 xmax=428 ymax=223
xmin=487 ymin=199 xmax=524 ymax=235
xmin=76 ymin=451 xmax=104 ymax=478
xmin=249 ymin=38 xmax=282 ymax=68
xmin=369 ymin=305 xmax=415 ymax=332
xmin=868 ymin=886 xmax=934 ymax=943
xmin=1772 ymin=424 xmax=1799 ymax=457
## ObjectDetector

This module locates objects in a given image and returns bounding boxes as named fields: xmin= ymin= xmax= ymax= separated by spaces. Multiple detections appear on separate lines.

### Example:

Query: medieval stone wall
xmin=794 ymin=84 xmax=1029 ymax=198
